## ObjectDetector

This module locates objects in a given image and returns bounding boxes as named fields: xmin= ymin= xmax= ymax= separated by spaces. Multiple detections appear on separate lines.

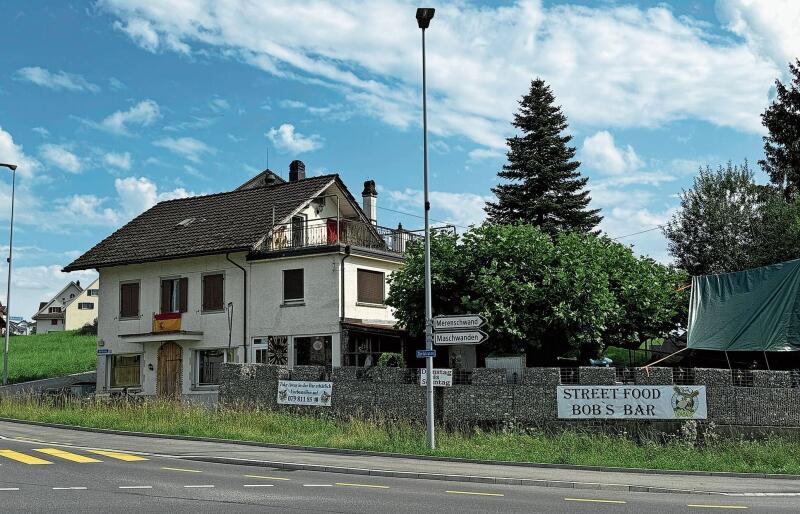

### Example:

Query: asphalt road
xmin=0 ymin=429 xmax=796 ymax=513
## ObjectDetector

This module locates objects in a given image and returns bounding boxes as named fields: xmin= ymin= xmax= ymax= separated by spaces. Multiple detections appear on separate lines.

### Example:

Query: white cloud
xmin=32 ymin=127 xmax=50 ymax=137
xmin=385 ymin=188 xmax=492 ymax=228
xmin=98 ymin=99 xmax=161 ymax=135
xmin=39 ymin=144 xmax=82 ymax=173
xmin=468 ymin=148 xmax=505 ymax=161
xmin=266 ymin=124 xmax=324 ymax=153
xmin=280 ymin=99 xmax=353 ymax=121
xmin=99 ymin=0 xmax=780 ymax=155
xmin=104 ymin=151 xmax=133 ymax=170
xmin=581 ymin=131 xmax=644 ymax=175
xmin=0 ymin=126 xmax=40 ymax=178
xmin=14 ymin=66 xmax=100 ymax=93
xmin=209 ymin=97 xmax=230 ymax=112
xmin=114 ymin=176 xmax=192 ymax=217
xmin=153 ymin=136 xmax=215 ymax=163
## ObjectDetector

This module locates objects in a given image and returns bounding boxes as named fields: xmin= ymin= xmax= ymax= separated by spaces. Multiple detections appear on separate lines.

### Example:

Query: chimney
xmin=362 ymin=180 xmax=378 ymax=224
xmin=289 ymin=160 xmax=306 ymax=182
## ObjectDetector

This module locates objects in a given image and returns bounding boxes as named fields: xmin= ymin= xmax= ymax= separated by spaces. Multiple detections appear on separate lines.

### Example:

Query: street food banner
xmin=277 ymin=380 xmax=332 ymax=406
xmin=557 ymin=385 xmax=707 ymax=419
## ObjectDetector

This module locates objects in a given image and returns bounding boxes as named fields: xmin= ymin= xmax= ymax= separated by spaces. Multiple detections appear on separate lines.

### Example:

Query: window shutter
xmin=121 ymin=282 xmax=139 ymax=318
xmin=179 ymin=277 xmax=189 ymax=313
xmin=357 ymin=269 xmax=384 ymax=304
xmin=283 ymin=269 xmax=304 ymax=301
xmin=160 ymin=280 xmax=171 ymax=313
xmin=203 ymin=274 xmax=224 ymax=311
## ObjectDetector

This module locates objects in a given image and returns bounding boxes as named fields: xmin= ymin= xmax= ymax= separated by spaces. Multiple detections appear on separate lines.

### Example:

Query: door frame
xmin=156 ymin=341 xmax=183 ymax=397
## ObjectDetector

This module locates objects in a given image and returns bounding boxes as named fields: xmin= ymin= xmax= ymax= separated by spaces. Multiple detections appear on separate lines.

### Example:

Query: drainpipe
xmin=226 ymin=253 xmax=248 ymax=363
xmin=340 ymin=245 xmax=351 ymax=323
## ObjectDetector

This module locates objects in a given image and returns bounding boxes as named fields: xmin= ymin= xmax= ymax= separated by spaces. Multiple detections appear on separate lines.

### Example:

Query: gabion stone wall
xmin=219 ymin=364 xmax=800 ymax=430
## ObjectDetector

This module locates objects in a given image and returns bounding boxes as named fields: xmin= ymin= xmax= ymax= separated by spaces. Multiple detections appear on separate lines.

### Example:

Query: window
xmin=283 ymin=269 xmax=304 ymax=304
xmin=70 ymin=293 xmax=75 ymax=299
xmin=110 ymin=355 xmax=141 ymax=388
xmin=357 ymin=269 xmax=385 ymax=305
xmin=253 ymin=336 xmax=288 ymax=365
xmin=87 ymin=289 xmax=99 ymax=297
xmin=160 ymin=277 xmax=188 ymax=313
xmin=202 ymin=273 xmax=225 ymax=312
xmin=48 ymin=306 xmax=62 ymax=313
xmin=195 ymin=349 xmax=234 ymax=386
xmin=294 ymin=335 xmax=332 ymax=366
xmin=120 ymin=282 xmax=140 ymax=318
xmin=51 ymin=319 xmax=58 ymax=326
xmin=77 ymin=302 xmax=95 ymax=310
xmin=290 ymin=215 xmax=306 ymax=247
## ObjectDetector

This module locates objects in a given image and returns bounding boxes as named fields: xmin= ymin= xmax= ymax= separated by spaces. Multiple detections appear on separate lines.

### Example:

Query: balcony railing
xmin=259 ymin=217 xmax=422 ymax=255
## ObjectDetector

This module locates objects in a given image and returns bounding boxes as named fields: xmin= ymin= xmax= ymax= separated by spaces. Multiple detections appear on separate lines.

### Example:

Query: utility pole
xmin=416 ymin=7 xmax=436 ymax=450
xmin=1 ymin=163 xmax=18 ymax=386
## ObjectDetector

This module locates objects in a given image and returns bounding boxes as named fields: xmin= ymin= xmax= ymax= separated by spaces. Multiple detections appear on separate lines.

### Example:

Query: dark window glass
xmin=197 ymin=349 xmax=230 ymax=386
xmin=111 ymin=355 xmax=141 ymax=387
xmin=294 ymin=336 xmax=332 ymax=366
xmin=357 ymin=269 xmax=385 ymax=304
xmin=160 ymin=278 xmax=188 ymax=313
xmin=283 ymin=269 xmax=304 ymax=302
xmin=120 ymin=282 xmax=140 ymax=318
xmin=202 ymin=274 xmax=224 ymax=311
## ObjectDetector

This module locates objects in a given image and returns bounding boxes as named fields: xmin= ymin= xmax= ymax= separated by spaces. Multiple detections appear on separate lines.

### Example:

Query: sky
xmin=1 ymin=0 xmax=799 ymax=320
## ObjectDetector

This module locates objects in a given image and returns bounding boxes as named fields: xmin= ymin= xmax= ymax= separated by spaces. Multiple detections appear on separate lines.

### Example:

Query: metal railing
xmin=259 ymin=217 xmax=422 ymax=254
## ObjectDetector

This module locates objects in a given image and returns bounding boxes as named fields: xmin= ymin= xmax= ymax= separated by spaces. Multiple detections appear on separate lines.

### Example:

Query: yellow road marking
xmin=336 ymin=482 xmax=390 ymax=489
xmin=688 ymin=505 xmax=748 ymax=510
xmin=565 ymin=498 xmax=627 ymax=504
xmin=85 ymin=450 xmax=148 ymax=462
xmin=446 ymin=490 xmax=504 ymax=497
xmin=243 ymin=474 xmax=290 ymax=481
xmin=34 ymin=448 xmax=102 ymax=463
xmin=161 ymin=467 xmax=202 ymax=473
xmin=0 ymin=449 xmax=53 ymax=465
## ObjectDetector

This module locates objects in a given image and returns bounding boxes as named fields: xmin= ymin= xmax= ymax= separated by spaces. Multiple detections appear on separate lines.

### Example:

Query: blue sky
xmin=1 ymin=0 xmax=798 ymax=319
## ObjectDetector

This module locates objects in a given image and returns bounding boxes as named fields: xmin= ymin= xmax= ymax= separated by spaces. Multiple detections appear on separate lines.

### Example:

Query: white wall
xmin=343 ymin=255 xmax=399 ymax=324
xmin=36 ymin=318 xmax=63 ymax=334
xmin=65 ymin=278 xmax=99 ymax=330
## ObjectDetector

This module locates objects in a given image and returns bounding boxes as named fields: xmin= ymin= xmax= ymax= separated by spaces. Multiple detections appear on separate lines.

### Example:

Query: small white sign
xmin=433 ymin=314 xmax=486 ymax=331
xmin=433 ymin=331 xmax=488 ymax=346
xmin=557 ymin=385 xmax=707 ymax=419
xmin=277 ymin=380 xmax=333 ymax=406
xmin=419 ymin=368 xmax=453 ymax=387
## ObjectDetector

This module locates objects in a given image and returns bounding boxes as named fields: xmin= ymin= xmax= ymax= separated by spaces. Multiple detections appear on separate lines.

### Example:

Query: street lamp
xmin=416 ymin=7 xmax=435 ymax=449
xmin=1 ymin=163 xmax=17 ymax=386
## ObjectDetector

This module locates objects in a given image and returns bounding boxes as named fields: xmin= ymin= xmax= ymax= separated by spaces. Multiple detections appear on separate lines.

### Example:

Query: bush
xmin=376 ymin=352 xmax=405 ymax=368
xmin=77 ymin=319 xmax=98 ymax=335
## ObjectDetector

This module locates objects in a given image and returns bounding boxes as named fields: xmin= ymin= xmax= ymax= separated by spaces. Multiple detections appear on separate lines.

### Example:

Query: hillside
xmin=4 ymin=331 xmax=96 ymax=384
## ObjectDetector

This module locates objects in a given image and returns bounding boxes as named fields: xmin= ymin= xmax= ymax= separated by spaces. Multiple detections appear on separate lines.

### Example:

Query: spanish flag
xmin=153 ymin=312 xmax=181 ymax=333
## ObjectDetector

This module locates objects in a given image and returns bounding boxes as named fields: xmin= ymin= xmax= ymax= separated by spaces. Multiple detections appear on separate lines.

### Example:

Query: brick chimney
xmin=289 ymin=160 xmax=306 ymax=182
xmin=362 ymin=180 xmax=377 ymax=224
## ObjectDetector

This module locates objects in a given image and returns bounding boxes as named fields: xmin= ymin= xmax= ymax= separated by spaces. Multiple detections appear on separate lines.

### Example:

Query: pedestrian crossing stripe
xmin=33 ymin=448 xmax=103 ymax=463
xmin=85 ymin=450 xmax=148 ymax=462
xmin=0 ymin=450 xmax=53 ymax=465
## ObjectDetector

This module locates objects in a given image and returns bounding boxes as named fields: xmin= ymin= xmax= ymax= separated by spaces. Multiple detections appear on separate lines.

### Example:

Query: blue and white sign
xmin=96 ymin=348 xmax=112 ymax=355
xmin=416 ymin=349 xmax=436 ymax=359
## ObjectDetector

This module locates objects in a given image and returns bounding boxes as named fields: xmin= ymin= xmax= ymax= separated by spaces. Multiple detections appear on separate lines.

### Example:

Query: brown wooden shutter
xmin=160 ymin=280 xmax=171 ymax=313
xmin=121 ymin=282 xmax=139 ymax=318
xmin=203 ymin=274 xmax=224 ymax=311
xmin=357 ymin=269 xmax=384 ymax=304
xmin=283 ymin=269 xmax=304 ymax=301
xmin=179 ymin=277 xmax=189 ymax=313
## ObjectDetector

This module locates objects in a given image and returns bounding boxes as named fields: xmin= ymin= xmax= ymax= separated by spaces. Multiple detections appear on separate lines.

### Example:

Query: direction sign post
xmin=433 ymin=330 xmax=488 ymax=346
xmin=433 ymin=314 xmax=486 ymax=331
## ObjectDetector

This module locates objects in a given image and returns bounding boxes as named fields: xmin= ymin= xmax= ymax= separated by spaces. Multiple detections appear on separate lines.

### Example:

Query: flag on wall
xmin=153 ymin=312 xmax=181 ymax=333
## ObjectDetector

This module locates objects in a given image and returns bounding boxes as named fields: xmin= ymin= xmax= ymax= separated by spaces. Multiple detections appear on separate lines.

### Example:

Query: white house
xmin=64 ymin=278 xmax=100 ymax=331
xmin=64 ymin=161 xmax=418 ymax=401
xmin=31 ymin=281 xmax=84 ymax=334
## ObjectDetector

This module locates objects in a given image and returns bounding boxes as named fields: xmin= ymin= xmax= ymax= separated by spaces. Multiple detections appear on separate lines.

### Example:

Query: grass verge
xmin=5 ymin=331 xmax=96 ymax=384
xmin=0 ymin=396 xmax=798 ymax=474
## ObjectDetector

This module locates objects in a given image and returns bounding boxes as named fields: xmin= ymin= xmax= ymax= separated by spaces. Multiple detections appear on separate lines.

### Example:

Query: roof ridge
xmin=157 ymin=173 xmax=340 ymax=205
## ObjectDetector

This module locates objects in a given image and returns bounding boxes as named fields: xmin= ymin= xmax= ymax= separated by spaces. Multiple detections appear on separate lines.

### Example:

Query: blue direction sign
xmin=416 ymin=349 xmax=437 ymax=359
xmin=96 ymin=348 xmax=112 ymax=355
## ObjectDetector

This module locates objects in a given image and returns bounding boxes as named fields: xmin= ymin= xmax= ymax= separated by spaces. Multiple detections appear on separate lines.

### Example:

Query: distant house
xmin=9 ymin=319 xmax=33 ymax=336
xmin=32 ymin=281 xmax=85 ymax=334
xmin=0 ymin=300 xmax=6 ymax=335
xmin=64 ymin=278 xmax=100 ymax=330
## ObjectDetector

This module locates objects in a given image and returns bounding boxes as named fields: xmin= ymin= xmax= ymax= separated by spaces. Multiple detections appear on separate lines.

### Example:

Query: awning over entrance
xmin=341 ymin=320 xmax=407 ymax=367
xmin=119 ymin=330 xmax=204 ymax=344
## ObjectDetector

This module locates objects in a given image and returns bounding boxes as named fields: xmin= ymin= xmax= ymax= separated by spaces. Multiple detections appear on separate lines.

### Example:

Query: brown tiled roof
xmin=64 ymin=175 xmax=338 ymax=271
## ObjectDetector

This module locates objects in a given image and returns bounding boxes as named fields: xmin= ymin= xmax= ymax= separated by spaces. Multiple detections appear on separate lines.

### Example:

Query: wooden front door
xmin=157 ymin=342 xmax=182 ymax=398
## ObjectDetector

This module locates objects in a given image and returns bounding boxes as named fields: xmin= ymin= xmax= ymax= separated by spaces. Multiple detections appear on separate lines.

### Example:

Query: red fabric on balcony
xmin=154 ymin=312 xmax=181 ymax=321
xmin=327 ymin=218 xmax=338 ymax=244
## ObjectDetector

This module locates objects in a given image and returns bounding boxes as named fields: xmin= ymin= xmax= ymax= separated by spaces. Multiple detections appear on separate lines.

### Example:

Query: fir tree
xmin=760 ymin=59 xmax=800 ymax=201
xmin=485 ymin=78 xmax=601 ymax=234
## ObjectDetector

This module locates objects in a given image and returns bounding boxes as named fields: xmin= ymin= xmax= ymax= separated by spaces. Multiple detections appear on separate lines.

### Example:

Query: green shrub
xmin=376 ymin=352 xmax=405 ymax=368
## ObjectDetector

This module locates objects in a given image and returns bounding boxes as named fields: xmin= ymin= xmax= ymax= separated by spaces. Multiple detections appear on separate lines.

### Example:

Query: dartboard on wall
xmin=267 ymin=336 xmax=288 ymax=365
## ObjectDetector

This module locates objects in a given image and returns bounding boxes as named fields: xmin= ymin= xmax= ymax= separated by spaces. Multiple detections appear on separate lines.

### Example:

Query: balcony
xmin=256 ymin=217 xmax=423 ymax=256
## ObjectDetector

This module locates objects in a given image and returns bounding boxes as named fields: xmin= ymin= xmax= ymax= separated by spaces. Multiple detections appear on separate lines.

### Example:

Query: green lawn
xmin=4 ymin=331 xmax=96 ymax=384
xmin=0 ymin=396 xmax=798 ymax=475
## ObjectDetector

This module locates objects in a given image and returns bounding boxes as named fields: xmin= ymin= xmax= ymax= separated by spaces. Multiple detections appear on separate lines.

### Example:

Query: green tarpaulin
xmin=687 ymin=258 xmax=800 ymax=352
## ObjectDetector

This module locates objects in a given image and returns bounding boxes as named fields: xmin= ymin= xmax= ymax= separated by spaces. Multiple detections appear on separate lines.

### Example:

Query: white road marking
xmin=119 ymin=486 xmax=153 ymax=489
xmin=52 ymin=487 xmax=88 ymax=490
xmin=243 ymin=484 xmax=275 ymax=488
xmin=183 ymin=485 xmax=215 ymax=488
xmin=0 ymin=488 xmax=20 ymax=491
xmin=303 ymin=484 xmax=333 ymax=487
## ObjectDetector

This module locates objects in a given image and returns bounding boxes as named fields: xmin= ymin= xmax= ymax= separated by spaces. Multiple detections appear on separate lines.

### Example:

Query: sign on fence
xmin=277 ymin=380 xmax=333 ymax=406
xmin=557 ymin=385 xmax=707 ymax=420
xmin=419 ymin=368 xmax=453 ymax=387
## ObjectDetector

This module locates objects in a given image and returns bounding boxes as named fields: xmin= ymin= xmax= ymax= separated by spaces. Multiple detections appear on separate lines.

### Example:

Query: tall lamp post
xmin=416 ymin=7 xmax=435 ymax=450
xmin=1 ymin=162 xmax=17 ymax=386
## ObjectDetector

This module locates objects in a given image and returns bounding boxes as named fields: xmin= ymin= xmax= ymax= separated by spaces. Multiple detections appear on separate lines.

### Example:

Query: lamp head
xmin=0 ymin=163 xmax=17 ymax=171
xmin=416 ymin=7 xmax=435 ymax=29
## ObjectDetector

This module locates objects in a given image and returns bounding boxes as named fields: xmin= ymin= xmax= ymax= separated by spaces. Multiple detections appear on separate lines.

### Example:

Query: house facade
xmin=65 ymin=161 xmax=419 ymax=401
xmin=31 ymin=281 xmax=84 ymax=334
xmin=64 ymin=278 xmax=100 ymax=331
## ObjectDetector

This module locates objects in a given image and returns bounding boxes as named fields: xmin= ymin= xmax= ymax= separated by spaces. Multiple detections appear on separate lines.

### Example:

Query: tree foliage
xmin=485 ymin=79 xmax=602 ymax=235
xmin=387 ymin=224 xmax=686 ymax=364
xmin=760 ymin=59 xmax=800 ymax=201
xmin=664 ymin=161 xmax=800 ymax=275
